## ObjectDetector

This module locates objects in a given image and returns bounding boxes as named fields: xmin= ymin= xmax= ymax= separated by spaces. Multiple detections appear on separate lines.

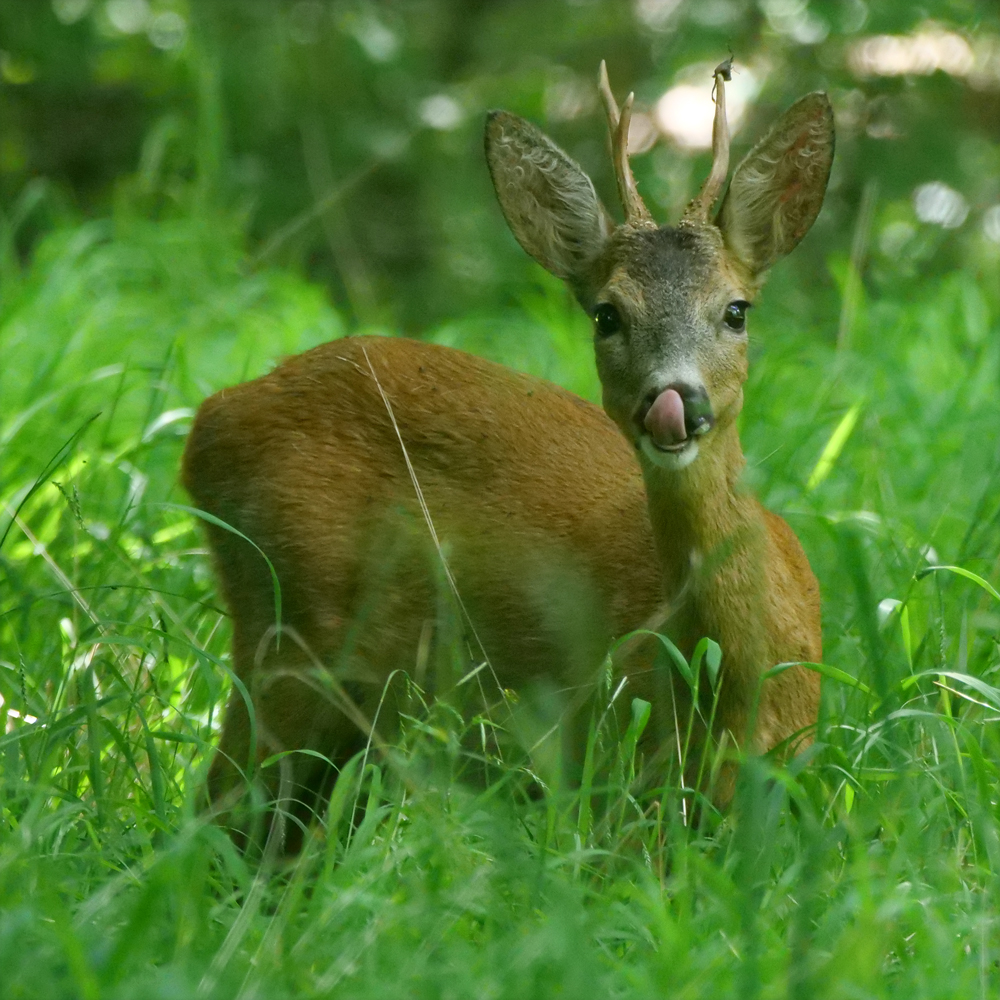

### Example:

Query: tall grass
xmin=2 ymin=183 xmax=1000 ymax=998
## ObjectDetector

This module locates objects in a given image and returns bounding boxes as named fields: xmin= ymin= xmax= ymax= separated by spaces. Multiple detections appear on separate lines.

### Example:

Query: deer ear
xmin=716 ymin=92 xmax=834 ymax=277
xmin=486 ymin=110 xmax=614 ymax=287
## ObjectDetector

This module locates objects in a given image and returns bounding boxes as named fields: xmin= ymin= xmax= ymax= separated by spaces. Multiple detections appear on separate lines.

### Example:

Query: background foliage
xmin=1 ymin=1 xmax=1000 ymax=997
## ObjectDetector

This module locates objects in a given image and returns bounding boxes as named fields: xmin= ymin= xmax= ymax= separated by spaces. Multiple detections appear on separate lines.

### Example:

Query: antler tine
xmin=598 ymin=59 xmax=619 ymax=129
xmin=683 ymin=59 xmax=733 ymax=225
xmin=598 ymin=61 xmax=655 ymax=228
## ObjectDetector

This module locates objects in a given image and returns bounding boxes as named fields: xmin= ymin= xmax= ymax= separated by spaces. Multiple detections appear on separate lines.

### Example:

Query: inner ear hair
xmin=485 ymin=110 xmax=613 ymax=286
xmin=717 ymin=92 xmax=834 ymax=277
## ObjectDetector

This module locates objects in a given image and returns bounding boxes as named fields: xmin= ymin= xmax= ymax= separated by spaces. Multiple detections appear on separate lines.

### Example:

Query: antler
xmin=598 ymin=61 xmax=655 ymax=229
xmin=682 ymin=58 xmax=733 ymax=225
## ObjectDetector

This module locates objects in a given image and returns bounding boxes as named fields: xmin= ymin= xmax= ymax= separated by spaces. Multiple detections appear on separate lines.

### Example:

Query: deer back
xmin=184 ymin=335 xmax=663 ymax=700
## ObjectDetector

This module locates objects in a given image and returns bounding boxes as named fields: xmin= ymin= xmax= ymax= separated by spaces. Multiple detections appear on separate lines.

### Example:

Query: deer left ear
xmin=716 ymin=92 xmax=834 ymax=277
xmin=485 ymin=110 xmax=614 ymax=290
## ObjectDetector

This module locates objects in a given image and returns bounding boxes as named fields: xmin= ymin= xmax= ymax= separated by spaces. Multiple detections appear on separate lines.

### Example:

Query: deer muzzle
xmin=642 ymin=384 xmax=715 ymax=451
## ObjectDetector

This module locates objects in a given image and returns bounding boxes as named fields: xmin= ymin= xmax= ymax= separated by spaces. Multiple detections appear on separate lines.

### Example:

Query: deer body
xmin=185 ymin=63 xmax=832 ymax=839
xmin=483 ymin=65 xmax=832 ymax=773
xmin=184 ymin=335 xmax=664 ymax=817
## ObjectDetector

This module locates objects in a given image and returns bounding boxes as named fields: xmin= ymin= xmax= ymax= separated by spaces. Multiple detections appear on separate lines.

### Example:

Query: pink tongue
xmin=644 ymin=389 xmax=687 ymax=448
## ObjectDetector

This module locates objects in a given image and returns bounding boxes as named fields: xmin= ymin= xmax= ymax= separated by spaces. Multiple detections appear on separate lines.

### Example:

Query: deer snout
xmin=639 ymin=383 xmax=715 ymax=450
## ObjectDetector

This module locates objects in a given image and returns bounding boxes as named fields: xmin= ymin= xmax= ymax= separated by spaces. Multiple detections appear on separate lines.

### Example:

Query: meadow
xmin=2 ymin=174 xmax=999 ymax=998
xmin=2 ymin=3 xmax=1000 ymax=997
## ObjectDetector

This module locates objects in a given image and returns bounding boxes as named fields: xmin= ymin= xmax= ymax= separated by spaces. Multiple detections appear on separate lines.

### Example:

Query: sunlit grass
xmin=2 ymin=204 xmax=1000 ymax=997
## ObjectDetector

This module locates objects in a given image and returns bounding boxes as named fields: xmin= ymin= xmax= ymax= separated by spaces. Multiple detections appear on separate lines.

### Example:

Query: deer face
xmin=486 ymin=66 xmax=833 ymax=474
xmin=583 ymin=223 xmax=752 ymax=471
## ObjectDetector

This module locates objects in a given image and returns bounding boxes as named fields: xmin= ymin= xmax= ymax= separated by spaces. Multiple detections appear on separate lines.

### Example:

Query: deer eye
xmin=593 ymin=302 xmax=622 ymax=337
xmin=723 ymin=300 xmax=750 ymax=332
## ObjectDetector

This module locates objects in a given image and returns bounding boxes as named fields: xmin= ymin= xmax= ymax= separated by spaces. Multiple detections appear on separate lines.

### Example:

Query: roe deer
xmin=183 ymin=62 xmax=832 ymax=846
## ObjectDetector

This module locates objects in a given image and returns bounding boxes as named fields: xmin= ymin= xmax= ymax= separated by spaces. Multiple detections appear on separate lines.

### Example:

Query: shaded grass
xmin=2 ymin=205 xmax=1000 ymax=998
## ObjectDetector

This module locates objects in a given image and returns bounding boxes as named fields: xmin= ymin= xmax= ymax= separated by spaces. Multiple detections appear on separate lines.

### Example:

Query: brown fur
xmin=184 ymin=336 xmax=665 ymax=834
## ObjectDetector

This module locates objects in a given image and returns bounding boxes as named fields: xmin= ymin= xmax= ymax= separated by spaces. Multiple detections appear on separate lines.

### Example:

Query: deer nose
xmin=639 ymin=383 xmax=715 ymax=448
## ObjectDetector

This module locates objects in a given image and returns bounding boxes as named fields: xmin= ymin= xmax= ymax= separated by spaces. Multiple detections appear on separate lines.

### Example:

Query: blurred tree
xmin=1 ymin=0 xmax=998 ymax=332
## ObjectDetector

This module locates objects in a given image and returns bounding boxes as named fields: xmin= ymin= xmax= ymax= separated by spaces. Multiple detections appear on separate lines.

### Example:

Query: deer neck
xmin=641 ymin=422 xmax=756 ymax=571
xmin=639 ymin=420 xmax=773 ymax=724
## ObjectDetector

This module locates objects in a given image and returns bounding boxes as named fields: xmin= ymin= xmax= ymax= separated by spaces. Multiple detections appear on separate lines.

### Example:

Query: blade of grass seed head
xmin=0 ymin=412 xmax=100 ymax=553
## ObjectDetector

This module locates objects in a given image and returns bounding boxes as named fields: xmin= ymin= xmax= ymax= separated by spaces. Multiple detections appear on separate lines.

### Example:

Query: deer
xmin=182 ymin=62 xmax=832 ymax=849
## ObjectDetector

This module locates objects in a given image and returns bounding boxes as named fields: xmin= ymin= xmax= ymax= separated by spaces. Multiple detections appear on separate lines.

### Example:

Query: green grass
xmin=2 ymin=199 xmax=1000 ymax=998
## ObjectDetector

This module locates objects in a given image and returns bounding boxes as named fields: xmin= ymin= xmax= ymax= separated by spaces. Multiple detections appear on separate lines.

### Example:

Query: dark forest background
xmin=2 ymin=0 xmax=997 ymax=333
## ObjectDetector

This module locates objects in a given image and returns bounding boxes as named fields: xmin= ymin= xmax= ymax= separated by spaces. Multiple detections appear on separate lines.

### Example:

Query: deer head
xmin=485 ymin=62 xmax=834 ymax=475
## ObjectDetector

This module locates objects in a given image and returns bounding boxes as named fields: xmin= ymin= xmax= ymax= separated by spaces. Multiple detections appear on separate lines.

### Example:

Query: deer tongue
xmin=644 ymin=388 xmax=687 ymax=448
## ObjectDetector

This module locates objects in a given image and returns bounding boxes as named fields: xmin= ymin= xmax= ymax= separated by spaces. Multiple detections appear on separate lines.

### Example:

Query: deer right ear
xmin=486 ymin=111 xmax=614 ymax=287
xmin=716 ymin=92 xmax=834 ymax=278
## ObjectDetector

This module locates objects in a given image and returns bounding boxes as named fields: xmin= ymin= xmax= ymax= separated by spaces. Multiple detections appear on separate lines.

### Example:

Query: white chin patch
xmin=639 ymin=435 xmax=699 ymax=471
